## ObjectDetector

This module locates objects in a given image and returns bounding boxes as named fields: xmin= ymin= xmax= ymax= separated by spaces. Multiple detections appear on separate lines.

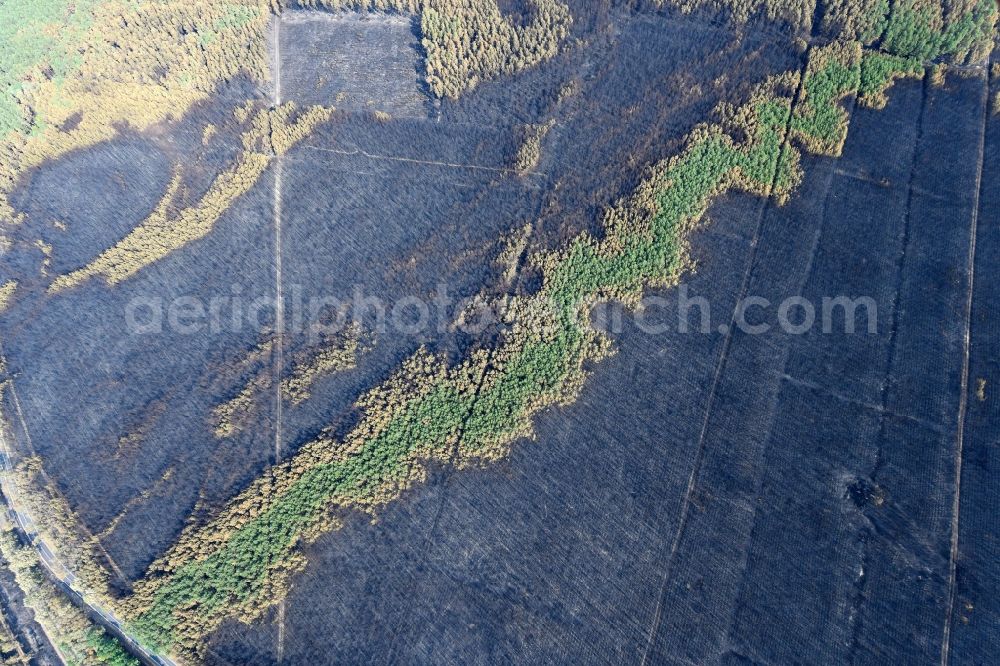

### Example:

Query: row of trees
xmin=0 ymin=529 xmax=138 ymax=666
xmin=513 ymin=120 xmax=556 ymax=174
xmin=281 ymin=323 xmax=367 ymax=404
xmin=214 ymin=324 xmax=366 ymax=439
xmin=50 ymin=103 xmax=331 ymax=293
xmin=2 ymin=455 xmax=116 ymax=609
xmin=994 ymin=64 xmax=999 ymax=114
xmin=124 ymin=346 xmax=484 ymax=658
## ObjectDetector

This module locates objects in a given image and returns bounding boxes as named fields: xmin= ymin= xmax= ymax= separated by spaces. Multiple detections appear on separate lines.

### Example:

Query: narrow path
xmin=272 ymin=15 xmax=288 ymax=664
xmin=940 ymin=66 xmax=990 ymax=666
xmin=638 ymin=45 xmax=815 ymax=665
xmin=274 ymin=150 xmax=285 ymax=465
xmin=272 ymin=6 xmax=285 ymax=467
xmin=301 ymin=144 xmax=547 ymax=177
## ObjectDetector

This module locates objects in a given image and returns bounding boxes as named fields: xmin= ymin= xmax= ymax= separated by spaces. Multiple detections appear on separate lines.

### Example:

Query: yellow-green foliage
xmin=0 ymin=0 xmax=103 ymax=138
xmin=49 ymin=103 xmax=331 ymax=292
xmin=281 ymin=325 xmax=367 ymax=405
xmin=1 ymin=0 xmax=570 ymax=275
xmin=4 ymin=0 xmax=978 ymax=657
xmin=513 ymin=119 xmax=556 ymax=173
xmin=0 ymin=528 xmax=137 ymax=666
xmin=993 ymin=63 xmax=1000 ymax=114
xmin=212 ymin=339 xmax=275 ymax=438
xmin=0 ymin=454 xmax=113 ymax=605
xmin=789 ymin=42 xmax=861 ymax=155
xmin=201 ymin=124 xmax=218 ymax=146
xmin=0 ymin=282 xmax=16 ymax=314
xmin=858 ymin=51 xmax=924 ymax=108
xmin=214 ymin=327 xmax=367 ymax=437
xmin=881 ymin=0 xmax=997 ymax=62
xmin=84 ymin=628 xmax=140 ymax=666
xmin=929 ymin=62 xmax=948 ymax=85
xmin=0 ymin=602 xmax=31 ymax=665
xmin=213 ymin=375 xmax=271 ymax=439
xmin=419 ymin=0 xmax=572 ymax=99
xmin=124 ymin=347 xmax=486 ymax=656
xmin=661 ymin=0 xmax=997 ymax=63
xmin=660 ymin=0 xmax=816 ymax=31
xmin=821 ymin=0 xmax=890 ymax=42
xmin=496 ymin=223 xmax=534 ymax=283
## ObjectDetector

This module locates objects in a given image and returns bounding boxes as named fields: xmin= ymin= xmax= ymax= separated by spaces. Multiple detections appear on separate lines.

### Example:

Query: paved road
xmin=0 ymin=449 xmax=176 ymax=666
